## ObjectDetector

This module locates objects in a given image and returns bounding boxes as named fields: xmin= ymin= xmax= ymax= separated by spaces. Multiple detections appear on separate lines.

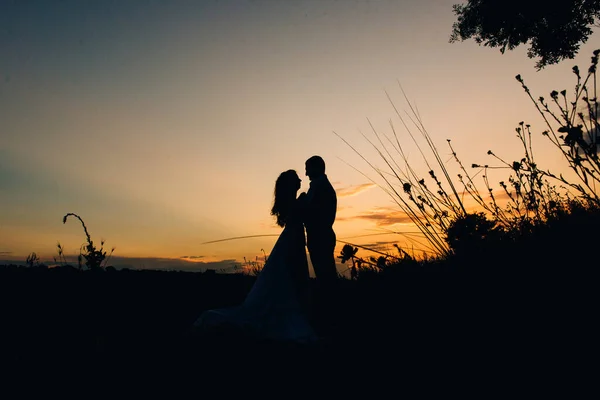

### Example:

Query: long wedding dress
xmin=193 ymin=199 xmax=318 ymax=344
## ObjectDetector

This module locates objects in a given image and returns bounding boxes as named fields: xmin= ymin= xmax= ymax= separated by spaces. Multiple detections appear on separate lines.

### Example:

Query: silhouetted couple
xmin=194 ymin=155 xmax=338 ymax=343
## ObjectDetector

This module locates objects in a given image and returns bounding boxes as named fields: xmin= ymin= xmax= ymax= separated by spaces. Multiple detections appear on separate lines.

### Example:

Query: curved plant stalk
xmin=63 ymin=213 xmax=114 ymax=270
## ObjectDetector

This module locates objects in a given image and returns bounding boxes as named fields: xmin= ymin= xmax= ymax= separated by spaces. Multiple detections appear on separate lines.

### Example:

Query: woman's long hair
xmin=270 ymin=169 xmax=299 ymax=228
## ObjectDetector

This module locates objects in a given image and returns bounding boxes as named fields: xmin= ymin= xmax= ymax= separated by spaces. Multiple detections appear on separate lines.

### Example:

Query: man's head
xmin=305 ymin=155 xmax=325 ymax=181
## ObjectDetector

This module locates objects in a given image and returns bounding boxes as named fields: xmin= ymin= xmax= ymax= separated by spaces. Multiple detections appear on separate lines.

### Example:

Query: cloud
xmin=180 ymin=255 xmax=206 ymax=260
xmin=338 ymin=207 xmax=413 ymax=226
xmin=0 ymin=256 xmax=243 ymax=273
xmin=107 ymin=256 xmax=242 ymax=273
xmin=488 ymin=190 xmax=511 ymax=202
xmin=336 ymin=205 xmax=352 ymax=212
xmin=350 ymin=240 xmax=401 ymax=254
xmin=0 ymin=251 xmax=12 ymax=256
xmin=336 ymin=183 xmax=376 ymax=198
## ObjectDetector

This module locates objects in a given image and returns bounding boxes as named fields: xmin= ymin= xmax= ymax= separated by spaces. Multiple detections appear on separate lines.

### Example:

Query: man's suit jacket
xmin=303 ymin=174 xmax=337 ymax=239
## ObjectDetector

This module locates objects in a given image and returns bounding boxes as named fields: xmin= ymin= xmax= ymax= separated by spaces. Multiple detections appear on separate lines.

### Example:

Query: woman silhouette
xmin=193 ymin=170 xmax=317 ymax=343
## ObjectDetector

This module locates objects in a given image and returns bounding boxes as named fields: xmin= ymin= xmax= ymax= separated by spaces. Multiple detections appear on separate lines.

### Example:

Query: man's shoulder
xmin=322 ymin=175 xmax=335 ymax=191
xmin=309 ymin=175 xmax=336 ymax=195
xmin=315 ymin=174 xmax=332 ymax=184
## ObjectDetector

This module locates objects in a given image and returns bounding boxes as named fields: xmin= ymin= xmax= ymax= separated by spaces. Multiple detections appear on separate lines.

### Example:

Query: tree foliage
xmin=449 ymin=0 xmax=600 ymax=70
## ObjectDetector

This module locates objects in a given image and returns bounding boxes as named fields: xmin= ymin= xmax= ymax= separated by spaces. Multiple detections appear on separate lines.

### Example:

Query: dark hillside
xmin=0 ymin=264 xmax=593 ymax=388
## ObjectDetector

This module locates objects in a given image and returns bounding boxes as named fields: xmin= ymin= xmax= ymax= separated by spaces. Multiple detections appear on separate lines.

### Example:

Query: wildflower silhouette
xmin=63 ymin=213 xmax=114 ymax=271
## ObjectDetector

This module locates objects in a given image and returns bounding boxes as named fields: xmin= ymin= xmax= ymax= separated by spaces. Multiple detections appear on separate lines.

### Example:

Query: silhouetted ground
xmin=0 ymin=264 xmax=595 ymax=392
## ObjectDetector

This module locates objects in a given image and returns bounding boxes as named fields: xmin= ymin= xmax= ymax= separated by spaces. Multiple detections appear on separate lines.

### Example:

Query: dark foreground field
xmin=0 ymin=264 xmax=595 ymax=392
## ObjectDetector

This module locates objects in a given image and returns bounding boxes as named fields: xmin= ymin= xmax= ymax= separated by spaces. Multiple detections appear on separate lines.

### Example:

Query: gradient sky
xmin=1 ymin=0 xmax=599 ymax=274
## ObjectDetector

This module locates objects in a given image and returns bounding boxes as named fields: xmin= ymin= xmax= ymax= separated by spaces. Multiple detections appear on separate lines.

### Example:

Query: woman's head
xmin=270 ymin=169 xmax=302 ymax=227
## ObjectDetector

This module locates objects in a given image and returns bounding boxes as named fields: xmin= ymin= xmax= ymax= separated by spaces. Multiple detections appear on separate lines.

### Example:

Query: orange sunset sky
xmin=1 ymin=0 xmax=599 ymax=275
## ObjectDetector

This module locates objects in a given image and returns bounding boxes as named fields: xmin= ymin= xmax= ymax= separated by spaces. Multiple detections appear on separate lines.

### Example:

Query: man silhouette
xmin=302 ymin=155 xmax=338 ymax=290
